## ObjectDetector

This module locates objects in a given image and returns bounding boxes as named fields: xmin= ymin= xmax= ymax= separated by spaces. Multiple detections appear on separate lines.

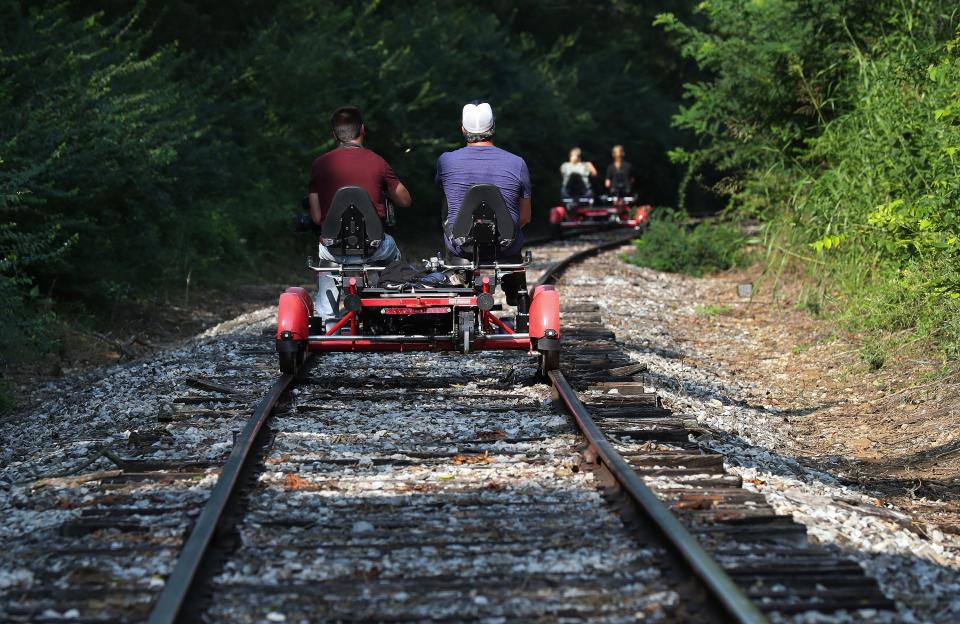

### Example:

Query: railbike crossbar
xmin=308 ymin=333 xmax=531 ymax=341
xmin=438 ymin=261 xmax=529 ymax=271
xmin=309 ymin=264 xmax=389 ymax=273
xmin=308 ymin=262 xmax=530 ymax=274
xmin=306 ymin=335 xmax=531 ymax=352
xmin=548 ymin=370 xmax=767 ymax=624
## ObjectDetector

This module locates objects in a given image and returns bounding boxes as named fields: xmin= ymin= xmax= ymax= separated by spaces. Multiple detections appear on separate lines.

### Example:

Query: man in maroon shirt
xmin=308 ymin=105 xmax=412 ymax=264
xmin=308 ymin=106 xmax=412 ymax=324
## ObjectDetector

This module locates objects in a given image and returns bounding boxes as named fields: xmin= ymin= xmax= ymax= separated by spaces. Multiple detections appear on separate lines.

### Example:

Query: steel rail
xmin=549 ymin=370 xmax=767 ymax=624
xmin=535 ymin=230 xmax=641 ymax=287
xmin=147 ymin=360 xmax=311 ymax=624
xmin=524 ymin=223 xmax=624 ymax=247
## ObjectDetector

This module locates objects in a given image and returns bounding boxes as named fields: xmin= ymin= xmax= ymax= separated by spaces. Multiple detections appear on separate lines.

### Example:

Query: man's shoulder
xmin=489 ymin=145 xmax=520 ymax=158
xmin=317 ymin=146 xmax=387 ymax=163
xmin=438 ymin=146 xmax=526 ymax=169
xmin=494 ymin=146 xmax=527 ymax=168
xmin=359 ymin=146 xmax=389 ymax=163
xmin=312 ymin=148 xmax=343 ymax=168
xmin=438 ymin=147 xmax=468 ymax=161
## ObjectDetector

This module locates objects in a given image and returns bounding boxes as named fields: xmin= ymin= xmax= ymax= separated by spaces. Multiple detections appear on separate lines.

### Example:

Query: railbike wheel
xmin=457 ymin=310 xmax=476 ymax=354
xmin=538 ymin=349 xmax=560 ymax=376
xmin=278 ymin=350 xmax=297 ymax=374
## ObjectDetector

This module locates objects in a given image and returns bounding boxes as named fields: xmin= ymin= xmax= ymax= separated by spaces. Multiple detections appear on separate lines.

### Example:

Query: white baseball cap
xmin=462 ymin=102 xmax=494 ymax=133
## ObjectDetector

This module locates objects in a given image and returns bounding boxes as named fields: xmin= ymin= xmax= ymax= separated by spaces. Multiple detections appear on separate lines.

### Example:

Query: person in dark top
xmin=308 ymin=106 xmax=412 ymax=322
xmin=604 ymin=144 xmax=635 ymax=196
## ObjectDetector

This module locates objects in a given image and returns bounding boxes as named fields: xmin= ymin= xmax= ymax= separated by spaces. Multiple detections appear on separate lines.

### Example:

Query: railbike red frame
xmin=276 ymin=264 xmax=561 ymax=370
xmin=549 ymin=195 xmax=651 ymax=233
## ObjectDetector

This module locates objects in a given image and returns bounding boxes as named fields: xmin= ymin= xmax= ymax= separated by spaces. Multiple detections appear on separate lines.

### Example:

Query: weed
xmin=658 ymin=2 xmax=960 ymax=370
xmin=695 ymin=304 xmax=732 ymax=316
xmin=859 ymin=340 xmax=887 ymax=372
xmin=797 ymin=284 xmax=824 ymax=317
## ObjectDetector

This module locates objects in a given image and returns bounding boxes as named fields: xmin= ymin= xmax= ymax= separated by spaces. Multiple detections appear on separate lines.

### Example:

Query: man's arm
xmin=382 ymin=159 xmax=412 ymax=208
xmin=518 ymin=159 xmax=533 ymax=227
xmin=519 ymin=197 xmax=532 ymax=227
xmin=308 ymin=193 xmax=323 ymax=225
xmin=587 ymin=162 xmax=598 ymax=177
xmin=387 ymin=182 xmax=412 ymax=208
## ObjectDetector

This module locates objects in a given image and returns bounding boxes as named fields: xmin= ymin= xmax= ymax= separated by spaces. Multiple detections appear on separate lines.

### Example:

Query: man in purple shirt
xmin=435 ymin=102 xmax=532 ymax=330
xmin=435 ymin=102 xmax=532 ymax=259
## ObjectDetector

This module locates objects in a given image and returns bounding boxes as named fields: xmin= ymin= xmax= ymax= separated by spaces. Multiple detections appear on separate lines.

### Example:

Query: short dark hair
xmin=331 ymin=106 xmax=363 ymax=142
xmin=463 ymin=125 xmax=495 ymax=144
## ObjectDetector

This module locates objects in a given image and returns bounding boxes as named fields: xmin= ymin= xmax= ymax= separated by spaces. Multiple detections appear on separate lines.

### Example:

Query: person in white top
xmin=559 ymin=147 xmax=597 ymax=199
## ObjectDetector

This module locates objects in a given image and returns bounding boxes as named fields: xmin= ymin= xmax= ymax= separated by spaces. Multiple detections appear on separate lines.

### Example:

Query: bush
xmin=623 ymin=211 xmax=747 ymax=277
xmin=0 ymin=4 xmax=243 ymax=303
xmin=0 ymin=379 xmax=14 ymax=412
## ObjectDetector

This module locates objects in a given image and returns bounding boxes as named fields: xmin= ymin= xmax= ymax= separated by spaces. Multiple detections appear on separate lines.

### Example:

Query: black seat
xmin=610 ymin=180 xmax=632 ymax=198
xmin=563 ymin=172 xmax=588 ymax=198
xmin=448 ymin=184 xmax=515 ymax=262
xmin=321 ymin=186 xmax=384 ymax=259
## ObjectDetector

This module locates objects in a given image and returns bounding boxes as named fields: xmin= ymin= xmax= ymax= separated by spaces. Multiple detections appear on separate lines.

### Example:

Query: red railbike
xmin=276 ymin=185 xmax=561 ymax=376
xmin=549 ymin=192 xmax=651 ymax=238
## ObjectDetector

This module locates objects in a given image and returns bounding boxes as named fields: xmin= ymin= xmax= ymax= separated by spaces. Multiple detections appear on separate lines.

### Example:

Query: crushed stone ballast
xmin=0 ymin=230 xmax=900 ymax=623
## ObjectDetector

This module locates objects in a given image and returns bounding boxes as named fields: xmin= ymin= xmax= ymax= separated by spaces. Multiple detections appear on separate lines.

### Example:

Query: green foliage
xmin=0 ymin=2 xmax=259 ymax=347
xmin=623 ymin=211 xmax=747 ymax=277
xmin=658 ymin=0 xmax=960 ymax=362
xmin=0 ymin=222 xmax=60 ymax=356
xmin=859 ymin=339 xmax=887 ymax=372
xmin=797 ymin=283 xmax=826 ymax=317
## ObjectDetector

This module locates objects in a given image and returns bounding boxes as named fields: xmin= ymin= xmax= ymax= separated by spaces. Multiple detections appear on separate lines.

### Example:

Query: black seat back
xmin=564 ymin=170 xmax=588 ymax=197
xmin=448 ymin=184 xmax=515 ymax=261
xmin=321 ymin=186 xmax=383 ymax=259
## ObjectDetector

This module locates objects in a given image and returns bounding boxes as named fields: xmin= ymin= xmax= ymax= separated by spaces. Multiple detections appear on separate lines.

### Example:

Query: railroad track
xmin=2 ymin=228 xmax=898 ymax=623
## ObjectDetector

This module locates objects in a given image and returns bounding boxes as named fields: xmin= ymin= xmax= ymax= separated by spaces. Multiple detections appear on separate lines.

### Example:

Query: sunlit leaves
xmin=810 ymin=233 xmax=845 ymax=252
xmin=660 ymin=0 xmax=960 ymax=354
